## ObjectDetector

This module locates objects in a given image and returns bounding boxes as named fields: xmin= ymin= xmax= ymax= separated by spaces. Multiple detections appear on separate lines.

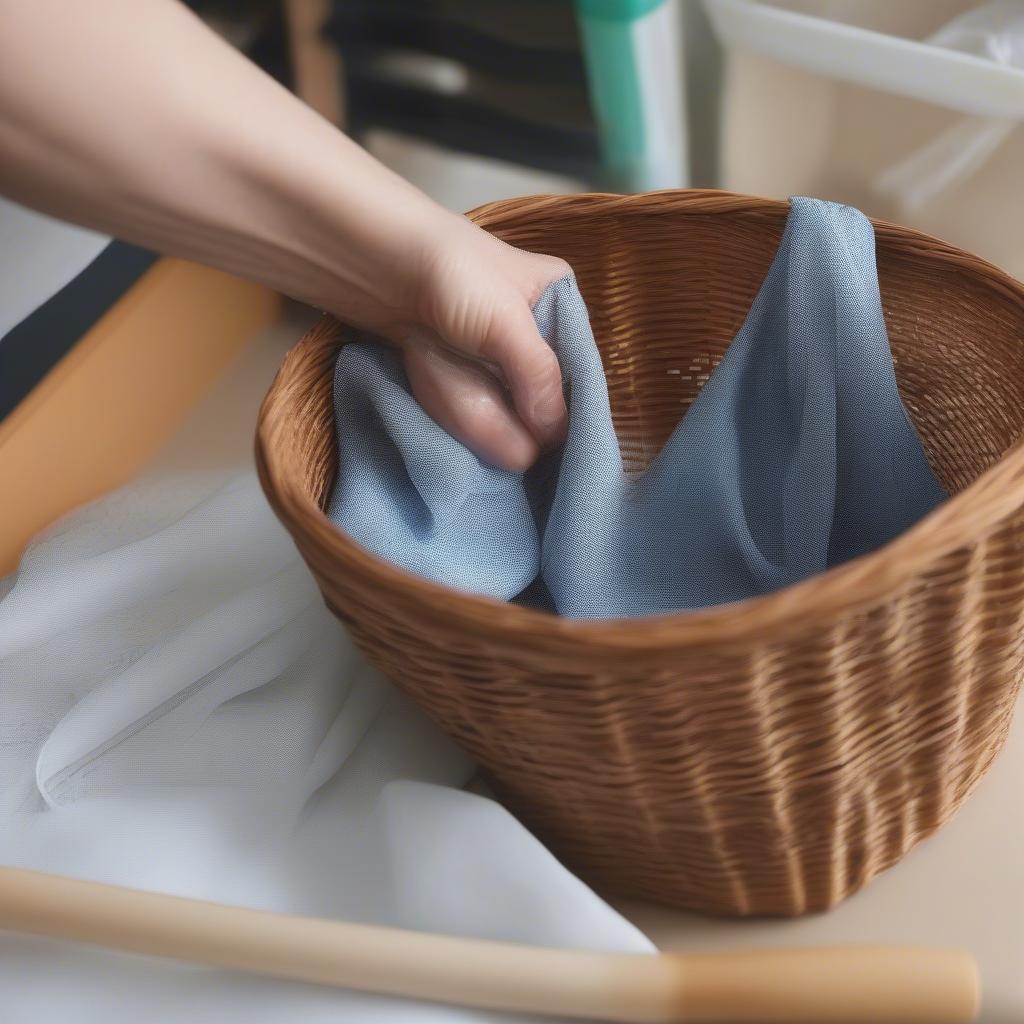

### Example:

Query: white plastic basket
xmin=703 ymin=0 xmax=1024 ymax=277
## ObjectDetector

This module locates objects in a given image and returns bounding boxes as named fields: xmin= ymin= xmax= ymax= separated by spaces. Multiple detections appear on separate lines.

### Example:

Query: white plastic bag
xmin=874 ymin=2 xmax=1024 ymax=214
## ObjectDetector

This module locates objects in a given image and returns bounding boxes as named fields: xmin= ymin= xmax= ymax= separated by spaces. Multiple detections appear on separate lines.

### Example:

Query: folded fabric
xmin=329 ymin=197 xmax=947 ymax=618
xmin=0 ymin=471 xmax=652 ymax=1024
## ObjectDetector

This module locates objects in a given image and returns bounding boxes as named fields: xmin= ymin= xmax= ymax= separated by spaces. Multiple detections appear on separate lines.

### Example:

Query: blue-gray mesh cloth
xmin=329 ymin=197 xmax=947 ymax=618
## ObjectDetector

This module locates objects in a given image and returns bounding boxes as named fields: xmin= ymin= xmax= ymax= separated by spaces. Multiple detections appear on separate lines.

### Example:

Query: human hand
xmin=345 ymin=212 xmax=571 ymax=473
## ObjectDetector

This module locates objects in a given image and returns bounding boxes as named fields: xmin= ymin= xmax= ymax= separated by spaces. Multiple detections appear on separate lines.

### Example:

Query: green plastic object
xmin=574 ymin=0 xmax=679 ymax=191
xmin=576 ymin=0 xmax=665 ymax=19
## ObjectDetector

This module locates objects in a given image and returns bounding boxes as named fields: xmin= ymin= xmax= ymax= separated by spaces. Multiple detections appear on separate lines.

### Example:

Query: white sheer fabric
xmin=0 ymin=471 xmax=652 ymax=1022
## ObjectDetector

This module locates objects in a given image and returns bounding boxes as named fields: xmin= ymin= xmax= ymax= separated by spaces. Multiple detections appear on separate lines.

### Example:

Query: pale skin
xmin=0 ymin=0 xmax=569 ymax=471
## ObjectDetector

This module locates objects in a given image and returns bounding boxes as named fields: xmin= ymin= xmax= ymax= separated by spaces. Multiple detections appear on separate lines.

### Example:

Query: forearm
xmin=0 ymin=0 xmax=569 ymax=469
xmin=0 ymin=0 xmax=447 ymax=330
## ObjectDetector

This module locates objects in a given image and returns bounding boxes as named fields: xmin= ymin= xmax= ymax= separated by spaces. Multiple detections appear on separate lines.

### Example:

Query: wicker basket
xmin=256 ymin=191 xmax=1024 ymax=916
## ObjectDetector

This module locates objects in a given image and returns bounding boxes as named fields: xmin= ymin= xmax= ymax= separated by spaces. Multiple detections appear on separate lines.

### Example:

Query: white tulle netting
xmin=0 ymin=470 xmax=651 ymax=1023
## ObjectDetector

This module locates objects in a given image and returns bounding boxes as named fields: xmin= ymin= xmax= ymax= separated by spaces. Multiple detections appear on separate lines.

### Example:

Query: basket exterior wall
xmin=311 ymin=531 xmax=1024 ymax=916
xmin=257 ymin=191 xmax=1024 ymax=916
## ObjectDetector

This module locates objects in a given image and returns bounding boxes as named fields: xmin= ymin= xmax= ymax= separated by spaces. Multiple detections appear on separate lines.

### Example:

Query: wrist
xmin=228 ymin=118 xmax=456 ymax=333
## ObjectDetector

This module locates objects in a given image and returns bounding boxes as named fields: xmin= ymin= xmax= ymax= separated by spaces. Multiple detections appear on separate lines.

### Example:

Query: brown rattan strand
xmin=256 ymin=190 xmax=1024 ymax=916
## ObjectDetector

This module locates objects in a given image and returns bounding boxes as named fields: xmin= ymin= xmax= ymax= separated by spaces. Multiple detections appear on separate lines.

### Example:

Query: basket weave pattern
xmin=257 ymin=191 xmax=1024 ymax=916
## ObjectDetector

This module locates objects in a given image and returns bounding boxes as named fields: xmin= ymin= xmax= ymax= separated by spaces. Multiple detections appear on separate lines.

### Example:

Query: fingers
xmin=476 ymin=302 xmax=568 ymax=451
xmin=402 ymin=335 xmax=539 ymax=473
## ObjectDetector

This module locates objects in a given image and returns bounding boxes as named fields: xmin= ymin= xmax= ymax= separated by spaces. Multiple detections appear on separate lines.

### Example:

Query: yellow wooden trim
xmin=0 ymin=258 xmax=281 ymax=575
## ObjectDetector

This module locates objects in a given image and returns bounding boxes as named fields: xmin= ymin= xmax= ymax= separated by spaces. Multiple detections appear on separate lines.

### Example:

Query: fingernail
xmin=499 ymin=437 xmax=539 ymax=473
xmin=531 ymin=398 xmax=567 ymax=448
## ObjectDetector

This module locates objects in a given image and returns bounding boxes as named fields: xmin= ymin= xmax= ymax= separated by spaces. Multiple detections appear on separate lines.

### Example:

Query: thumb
xmin=474 ymin=301 xmax=568 ymax=450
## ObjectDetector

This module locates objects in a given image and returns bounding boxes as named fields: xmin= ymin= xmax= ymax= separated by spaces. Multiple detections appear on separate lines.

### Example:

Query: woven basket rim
xmin=256 ymin=189 xmax=1024 ymax=654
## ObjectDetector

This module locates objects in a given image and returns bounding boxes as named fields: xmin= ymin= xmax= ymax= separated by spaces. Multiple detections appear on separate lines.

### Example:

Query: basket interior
xmin=483 ymin=203 xmax=1024 ymax=493
xmin=297 ymin=200 xmax=1024 ymax=512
